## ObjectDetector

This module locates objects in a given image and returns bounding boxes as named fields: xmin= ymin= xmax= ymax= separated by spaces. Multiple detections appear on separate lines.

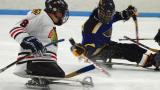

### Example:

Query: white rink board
xmin=0 ymin=0 xmax=160 ymax=12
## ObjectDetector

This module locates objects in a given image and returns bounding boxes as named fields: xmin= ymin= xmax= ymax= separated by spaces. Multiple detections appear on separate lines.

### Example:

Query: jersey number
xmin=20 ymin=19 xmax=29 ymax=27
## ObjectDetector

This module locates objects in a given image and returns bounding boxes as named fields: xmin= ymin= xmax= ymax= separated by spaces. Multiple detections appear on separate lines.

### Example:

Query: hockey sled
xmin=18 ymin=74 xmax=94 ymax=89
xmin=105 ymin=62 xmax=159 ymax=71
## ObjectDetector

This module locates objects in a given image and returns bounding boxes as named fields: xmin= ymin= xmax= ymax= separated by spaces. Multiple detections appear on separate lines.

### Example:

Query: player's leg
xmin=92 ymin=41 xmax=147 ymax=63
xmin=94 ymin=41 xmax=160 ymax=69
xmin=14 ymin=59 xmax=65 ymax=78
xmin=26 ymin=60 xmax=65 ymax=77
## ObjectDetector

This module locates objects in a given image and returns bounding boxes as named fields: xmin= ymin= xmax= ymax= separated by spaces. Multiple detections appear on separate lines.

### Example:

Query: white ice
xmin=0 ymin=15 xmax=160 ymax=90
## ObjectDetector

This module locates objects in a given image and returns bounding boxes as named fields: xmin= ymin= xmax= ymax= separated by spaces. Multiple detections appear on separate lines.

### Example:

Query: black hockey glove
xmin=20 ymin=36 xmax=46 ymax=55
xmin=154 ymin=29 xmax=160 ymax=45
xmin=71 ymin=43 xmax=86 ymax=57
xmin=122 ymin=5 xmax=137 ymax=20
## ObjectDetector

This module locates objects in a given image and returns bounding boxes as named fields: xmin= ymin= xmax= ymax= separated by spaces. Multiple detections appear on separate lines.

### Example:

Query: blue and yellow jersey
xmin=82 ymin=8 xmax=124 ymax=48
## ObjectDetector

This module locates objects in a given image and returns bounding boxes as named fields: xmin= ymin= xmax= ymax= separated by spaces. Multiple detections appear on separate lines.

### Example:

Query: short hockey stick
xmin=45 ymin=39 xmax=65 ymax=47
xmin=119 ymin=38 xmax=153 ymax=41
xmin=65 ymin=64 xmax=95 ymax=78
xmin=0 ymin=39 xmax=65 ymax=73
xmin=128 ymin=5 xmax=140 ymax=45
xmin=81 ymin=55 xmax=111 ymax=76
xmin=124 ymin=36 xmax=159 ymax=52
xmin=133 ymin=15 xmax=139 ymax=45
xmin=69 ymin=38 xmax=111 ymax=77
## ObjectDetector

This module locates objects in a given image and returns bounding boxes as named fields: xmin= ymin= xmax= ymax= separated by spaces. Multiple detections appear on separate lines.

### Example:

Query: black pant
xmin=26 ymin=60 xmax=65 ymax=78
xmin=91 ymin=41 xmax=147 ymax=63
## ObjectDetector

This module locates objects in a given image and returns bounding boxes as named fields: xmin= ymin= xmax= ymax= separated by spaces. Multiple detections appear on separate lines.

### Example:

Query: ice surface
xmin=0 ymin=15 xmax=160 ymax=90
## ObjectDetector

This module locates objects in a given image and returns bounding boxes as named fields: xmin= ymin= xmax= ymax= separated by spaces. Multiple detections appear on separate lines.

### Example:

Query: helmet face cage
xmin=62 ymin=9 xmax=69 ymax=24
xmin=98 ymin=7 xmax=115 ymax=23
xmin=98 ymin=0 xmax=115 ymax=23
xmin=55 ymin=9 xmax=69 ymax=26
xmin=45 ymin=0 xmax=69 ymax=25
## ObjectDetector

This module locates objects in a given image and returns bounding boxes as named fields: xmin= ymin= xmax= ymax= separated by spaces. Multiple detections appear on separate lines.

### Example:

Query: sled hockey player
xmin=70 ymin=0 xmax=160 ymax=70
xmin=9 ymin=0 xmax=69 ymax=87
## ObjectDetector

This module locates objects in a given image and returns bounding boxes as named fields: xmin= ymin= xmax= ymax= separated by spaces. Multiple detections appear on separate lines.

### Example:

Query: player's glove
xmin=71 ymin=43 xmax=86 ymax=57
xmin=122 ymin=5 xmax=137 ymax=20
xmin=154 ymin=29 xmax=160 ymax=45
xmin=20 ymin=36 xmax=46 ymax=55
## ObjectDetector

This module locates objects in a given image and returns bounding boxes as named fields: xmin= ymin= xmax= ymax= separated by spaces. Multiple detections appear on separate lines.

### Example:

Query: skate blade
xmin=25 ymin=83 xmax=50 ymax=90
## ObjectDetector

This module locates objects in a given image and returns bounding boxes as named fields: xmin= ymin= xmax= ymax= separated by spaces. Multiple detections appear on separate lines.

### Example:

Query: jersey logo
xmin=103 ymin=28 xmax=112 ymax=37
xmin=48 ymin=27 xmax=58 ymax=46
xmin=31 ymin=9 xmax=41 ymax=15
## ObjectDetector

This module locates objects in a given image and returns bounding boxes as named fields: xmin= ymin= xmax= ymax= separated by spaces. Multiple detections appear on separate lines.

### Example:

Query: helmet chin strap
xmin=54 ymin=19 xmax=63 ymax=26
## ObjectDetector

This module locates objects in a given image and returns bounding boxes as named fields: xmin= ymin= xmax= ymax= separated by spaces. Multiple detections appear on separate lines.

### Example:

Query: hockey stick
xmin=106 ymin=62 xmax=139 ymax=67
xmin=129 ymin=5 xmax=140 ymax=45
xmin=0 ymin=39 xmax=65 ymax=73
xmin=69 ymin=38 xmax=111 ymax=77
xmin=133 ymin=15 xmax=139 ymax=45
xmin=124 ymin=36 xmax=159 ymax=52
xmin=119 ymin=38 xmax=153 ymax=41
xmin=80 ymin=55 xmax=111 ymax=76
xmin=65 ymin=64 xmax=95 ymax=78
xmin=45 ymin=39 xmax=65 ymax=47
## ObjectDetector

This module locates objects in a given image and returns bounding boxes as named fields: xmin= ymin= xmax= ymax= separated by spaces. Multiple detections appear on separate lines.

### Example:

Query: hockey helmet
xmin=45 ymin=0 xmax=69 ymax=25
xmin=98 ymin=0 xmax=115 ymax=23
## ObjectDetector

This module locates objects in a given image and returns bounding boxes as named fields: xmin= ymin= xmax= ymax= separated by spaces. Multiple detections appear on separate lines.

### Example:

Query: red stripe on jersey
xmin=51 ymin=55 xmax=57 ymax=60
xmin=50 ymin=52 xmax=56 ymax=57
xmin=48 ymin=52 xmax=57 ymax=60
xmin=17 ymin=56 xmax=34 ymax=61
xmin=10 ymin=29 xmax=25 ymax=38
xmin=17 ymin=55 xmax=57 ymax=61
xmin=9 ymin=27 xmax=23 ymax=33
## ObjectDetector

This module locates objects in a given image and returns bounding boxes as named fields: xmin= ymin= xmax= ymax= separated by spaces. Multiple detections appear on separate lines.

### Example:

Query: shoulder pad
xmin=31 ymin=9 xmax=41 ymax=15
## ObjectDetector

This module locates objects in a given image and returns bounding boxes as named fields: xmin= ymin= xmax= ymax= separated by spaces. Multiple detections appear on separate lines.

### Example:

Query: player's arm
xmin=113 ymin=5 xmax=137 ymax=22
xmin=70 ymin=42 xmax=96 ymax=59
xmin=71 ymin=43 xmax=86 ymax=57
xmin=9 ymin=19 xmax=30 ymax=43
xmin=9 ymin=10 xmax=45 ymax=55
